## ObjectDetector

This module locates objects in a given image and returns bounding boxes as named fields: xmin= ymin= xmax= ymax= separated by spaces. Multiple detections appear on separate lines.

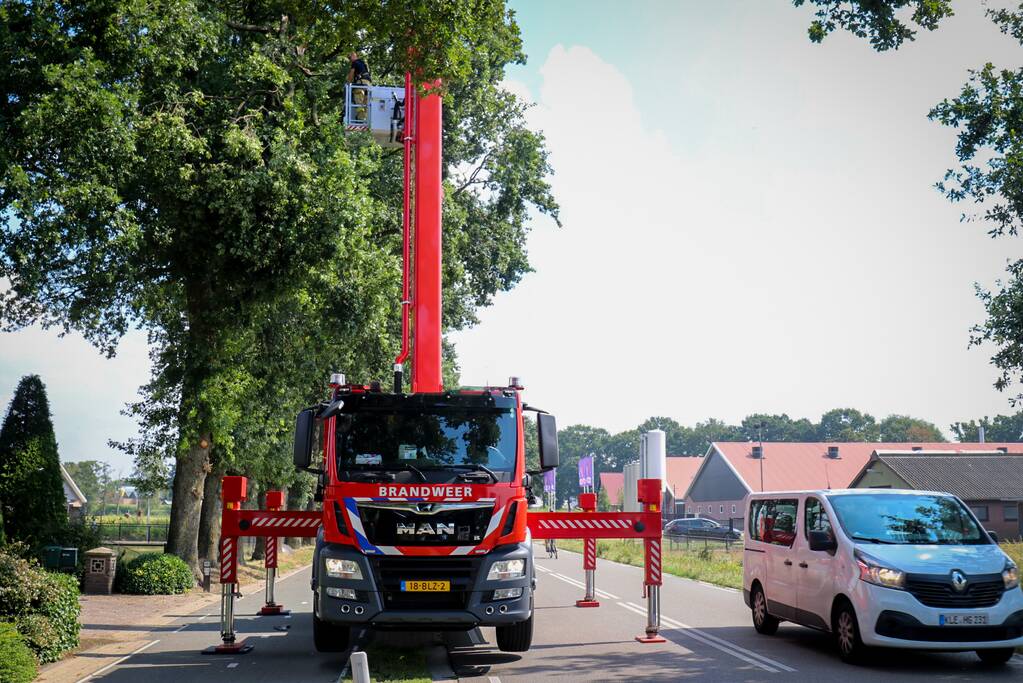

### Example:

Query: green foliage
xmin=559 ymin=538 xmax=743 ymax=590
xmin=117 ymin=553 xmax=194 ymax=595
xmin=817 ymin=407 xmax=880 ymax=441
xmin=794 ymin=0 xmax=953 ymax=51
xmin=596 ymin=486 xmax=611 ymax=512
xmin=879 ymin=414 xmax=945 ymax=442
xmin=0 ymin=376 xmax=67 ymax=548
xmin=0 ymin=548 xmax=79 ymax=664
xmin=0 ymin=621 xmax=37 ymax=683
xmin=951 ymin=411 xmax=1023 ymax=442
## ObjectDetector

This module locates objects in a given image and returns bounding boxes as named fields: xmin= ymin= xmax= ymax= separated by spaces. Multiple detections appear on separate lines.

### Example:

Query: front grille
xmin=357 ymin=503 xmax=494 ymax=546
xmin=904 ymin=573 xmax=1005 ymax=608
xmin=876 ymin=609 xmax=1023 ymax=642
xmin=369 ymin=556 xmax=477 ymax=610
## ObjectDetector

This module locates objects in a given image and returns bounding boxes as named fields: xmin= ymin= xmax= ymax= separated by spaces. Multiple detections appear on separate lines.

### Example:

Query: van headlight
xmin=325 ymin=558 xmax=362 ymax=580
xmin=487 ymin=559 xmax=525 ymax=580
xmin=1004 ymin=561 xmax=1020 ymax=590
xmin=855 ymin=549 xmax=905 ymax=590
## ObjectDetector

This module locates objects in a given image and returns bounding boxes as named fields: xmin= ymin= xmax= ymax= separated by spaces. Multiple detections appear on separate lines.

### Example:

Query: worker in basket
xmin=346 ymin=51 xmax=372 ymax=122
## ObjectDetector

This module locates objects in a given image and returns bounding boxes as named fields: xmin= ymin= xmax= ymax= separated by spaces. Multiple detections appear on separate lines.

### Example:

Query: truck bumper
xmin=314 ymin=541 xmax=533 ymax=630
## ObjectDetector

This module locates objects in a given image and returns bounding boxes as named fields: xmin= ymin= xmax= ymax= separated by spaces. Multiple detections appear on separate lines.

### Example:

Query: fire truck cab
xmin=293 ymin=380 xmax=559 ymax=653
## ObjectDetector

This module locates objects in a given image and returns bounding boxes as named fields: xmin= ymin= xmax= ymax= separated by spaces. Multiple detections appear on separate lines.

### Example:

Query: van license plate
xmin=939 ymin=614 xmax=988 ymax=626
xmin=400 ymin=580 xmax=450 ymax=592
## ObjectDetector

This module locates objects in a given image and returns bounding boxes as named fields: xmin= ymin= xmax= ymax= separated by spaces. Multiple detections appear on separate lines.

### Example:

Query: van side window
xmin=749 ymin=499 xmax=799 ymax=547
xmin=805 ymin=497 xmax=833 ymax=539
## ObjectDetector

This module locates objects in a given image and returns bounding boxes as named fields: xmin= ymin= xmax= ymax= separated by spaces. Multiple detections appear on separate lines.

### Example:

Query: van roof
xmin=745 ymin=488 xmax=957 ymax=498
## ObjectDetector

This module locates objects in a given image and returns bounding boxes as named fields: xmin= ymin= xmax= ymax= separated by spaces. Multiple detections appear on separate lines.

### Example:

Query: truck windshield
xmin=827 ymin=493 xmax=989 ymax=545
xmin=335 ymin=394 xmax=518 ymax=481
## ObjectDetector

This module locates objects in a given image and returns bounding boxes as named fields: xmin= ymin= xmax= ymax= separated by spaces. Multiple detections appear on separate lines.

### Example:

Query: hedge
xmin=0 ymin=548 xmax=80 ymax=664
xmin=0 ymin=621 xmax=37 ymax=683
xmin=118 ymin=553 xmax=193 ymax=595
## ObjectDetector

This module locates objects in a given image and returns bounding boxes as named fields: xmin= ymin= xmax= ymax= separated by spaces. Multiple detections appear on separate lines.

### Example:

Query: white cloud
xmin=451 ymin=32 xmax=1022 ymax=438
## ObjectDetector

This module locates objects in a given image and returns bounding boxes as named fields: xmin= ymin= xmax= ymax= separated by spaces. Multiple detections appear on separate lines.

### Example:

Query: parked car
xmin=743 ymin=489 xmax=1023 ymax=664
xmin=664 ymin=517 xmax=741 ymax=541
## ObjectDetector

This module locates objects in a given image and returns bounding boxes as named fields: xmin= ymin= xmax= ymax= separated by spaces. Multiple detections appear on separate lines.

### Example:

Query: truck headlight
xmin=1004 ymin=561 xmax=1019 ymax=590
xmin=493 ymin=587 xmax=523 ymax=600
xmin=325 ymin=558 xmax=362 ymax=580
xmin=487 ymin=559 xmax=525 ymax=580
xmin=855 ymin=549 xmax=905 ymax=590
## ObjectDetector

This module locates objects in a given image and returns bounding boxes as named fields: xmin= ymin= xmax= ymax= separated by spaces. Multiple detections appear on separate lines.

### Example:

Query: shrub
xmin=0 ymin=621 xmax=37 ymax=683
xmin=118 ymin=553 xmax=193 ymax=595
xmin=0 ymin=547 xmax=80 ymax=663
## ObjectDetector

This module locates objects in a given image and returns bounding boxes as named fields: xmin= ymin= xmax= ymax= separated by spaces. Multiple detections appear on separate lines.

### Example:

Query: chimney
xmin=827 ymin=446 xmax=840 ymax=459
xmin=751 ymin=445 xmax=763 ymax=459
xmin=998 ymin=447 xmax=1008 ymax=454
xmin=911 ymin=446 xmax=922 ymax=452
xmin=979 ymin=426 xmax=986 ymax=444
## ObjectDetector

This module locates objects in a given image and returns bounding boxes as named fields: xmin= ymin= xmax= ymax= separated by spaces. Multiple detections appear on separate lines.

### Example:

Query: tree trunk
xmin=197 ymin=460 xmax=224 ymax=562
xmin=285 ymin=484 xmax=303 ymax=548
xmin=165 ymin=434 xmax=211 ymax=577
xmin=303 ymin=496 xmax=317 ymax=545
xmin=250 ymin=486 xmax=266 ymax=561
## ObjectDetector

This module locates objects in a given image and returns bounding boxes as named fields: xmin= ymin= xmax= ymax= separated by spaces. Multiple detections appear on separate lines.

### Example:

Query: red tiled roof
xmin=708 ymin=442 xmax=1023 ymax=494
xmin=665 ymin=456 xmax=703 ymax=499
xmin=599 ymin=472 xmax=624 ymax=505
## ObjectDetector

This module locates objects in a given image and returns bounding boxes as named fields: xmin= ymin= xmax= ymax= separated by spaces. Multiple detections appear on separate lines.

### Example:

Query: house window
xmin=1005 ymin=505 xmax=1019 ymax=522
xmin=731 ymin=504 xmax=737 ymax=514
xmin=719 ymin=505 xmax=724 ymax=514
xmin=970 ymin=505 xmax=989 ymax=522
xmin=686 ymin=506 xmax=691 ymax=514
xmin=697 ymin=506 xmax=702 ymax=514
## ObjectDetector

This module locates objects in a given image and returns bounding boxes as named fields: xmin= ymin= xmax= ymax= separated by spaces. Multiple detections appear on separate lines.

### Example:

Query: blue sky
xmin=2 ymin=1 xmax=1022 ymax=472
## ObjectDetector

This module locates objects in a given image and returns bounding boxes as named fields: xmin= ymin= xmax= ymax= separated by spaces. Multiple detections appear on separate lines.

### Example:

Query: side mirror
xmin=537 ymin=413 xmax=559 ymax=471
xmin=293 ymin=408 xmax=315 ymax=470
xmin=808 ymin=530 xmax=837 ymax=553
xmin=988 ymin=529 xmax=1000 ymax=543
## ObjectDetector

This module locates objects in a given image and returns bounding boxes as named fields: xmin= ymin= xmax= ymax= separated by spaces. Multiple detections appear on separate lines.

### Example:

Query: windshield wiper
xmin=428 ymin=463 xmax=499 ymax=483
xmin=380 ymin=462 xmax=428 ymax=482
xmin=850 ymin=534 xmax=898 ymax=544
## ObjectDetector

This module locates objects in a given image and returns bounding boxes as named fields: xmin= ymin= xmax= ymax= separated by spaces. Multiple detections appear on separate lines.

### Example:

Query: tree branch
xmin=226 ymin=20 xmax=273 ymax=34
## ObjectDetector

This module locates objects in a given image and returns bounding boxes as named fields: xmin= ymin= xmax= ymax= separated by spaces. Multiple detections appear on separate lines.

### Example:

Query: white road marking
xmin=622 ymin=601 xmax=796 ymax=673
xmin=488 ymin=677 xmax=501 ymax=683
xmin=227 ymin=662 xmax=239 ymax=668
xmin=548 ymin=571 xmax=621 ymax=600
xmin=173 ymin=623 xmax=189 ymax=633
xmin=198 ymin=614 xmax=207 ymax=620
xmin=73 ymin=639 xmax=161 ymax=683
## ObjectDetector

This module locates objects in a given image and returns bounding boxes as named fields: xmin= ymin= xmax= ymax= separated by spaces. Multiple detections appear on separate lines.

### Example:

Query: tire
xmin=976 ymin=648 xmax=1015 ymax=665
xmin=313 ymin=611 xmax=350 ymax=653
xmin=750 ymin=584 xmax=779 ymax=635
xmin=833 ymin=600 xmax=868 ymax=664
xmin=496 ymin=610 xmax=534 ymax=652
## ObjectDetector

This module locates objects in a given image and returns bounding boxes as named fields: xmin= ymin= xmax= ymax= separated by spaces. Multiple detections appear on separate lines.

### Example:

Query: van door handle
xmin=783 ymin=559 xmax=793 ymax=566
xmin=799 ymin=562 xmax=809 ymax=568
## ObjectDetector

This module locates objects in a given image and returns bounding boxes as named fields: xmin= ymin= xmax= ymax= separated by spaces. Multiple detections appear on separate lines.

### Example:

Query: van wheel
xmin=313 ymin=612 xmax=350 ymax=653
xmin=496 ymin=610 xmax=533 ymax=652
xmin=833 ymin=601 xmax=867 ymax=664
xmin=750 ymin=585 xmax=779 ymax=635
xmin=976 ymin=648 xmax=1014 ymax=665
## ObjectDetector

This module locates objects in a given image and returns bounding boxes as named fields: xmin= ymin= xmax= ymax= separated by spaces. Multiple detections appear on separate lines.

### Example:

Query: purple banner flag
xmin=578 ymin=454 xmax=594 ymax=488
xmin=543 ymin=469 xmax=557 ymax=493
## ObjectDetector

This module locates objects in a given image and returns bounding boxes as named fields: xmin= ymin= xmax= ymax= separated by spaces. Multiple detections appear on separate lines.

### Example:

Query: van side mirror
xmin=537 ymin=413 xmax=559 ymax=471
xmin=808 ymin=530 xmax=837 ymax=553
xmin=293 ymin=408 xmax=316 ymax=470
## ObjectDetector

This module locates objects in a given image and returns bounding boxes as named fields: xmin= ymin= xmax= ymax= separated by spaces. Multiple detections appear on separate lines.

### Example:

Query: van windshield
xmin=826 ymin=493 xmax=989 ymax=545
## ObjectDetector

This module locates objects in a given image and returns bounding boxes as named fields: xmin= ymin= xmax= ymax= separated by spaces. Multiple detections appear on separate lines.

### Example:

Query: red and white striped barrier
xmin=219 ymin=536 xmax=237 ymax=585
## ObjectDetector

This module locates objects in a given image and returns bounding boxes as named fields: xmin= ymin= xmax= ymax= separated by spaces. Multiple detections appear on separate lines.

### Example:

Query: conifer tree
xmin=0 ymin=375 xmax=67 ymax=546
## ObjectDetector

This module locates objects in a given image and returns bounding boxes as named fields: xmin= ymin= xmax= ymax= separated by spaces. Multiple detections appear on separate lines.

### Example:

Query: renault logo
xmin=951 ymin=569 xmax=968 ymax=592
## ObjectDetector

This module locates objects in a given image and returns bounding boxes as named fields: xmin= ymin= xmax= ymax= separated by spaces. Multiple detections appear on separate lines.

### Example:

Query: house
xmin=599 ymin=472 xmax=624 ymax=509
xmin=59 ymin=464 xmax=87 ymax=519
xmin=683 ymin=442 xmax=1023 ymax=527
xmin=850 ymin=449 xmax=1023 ymax=539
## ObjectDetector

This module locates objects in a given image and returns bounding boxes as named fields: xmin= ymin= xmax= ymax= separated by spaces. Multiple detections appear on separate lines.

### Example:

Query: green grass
xmin=343 ymin=643 xmax=431 ymax=683
xmin=556 ymin=538 xmax=744 ymax=590
xmin=1002 ymin=541 xmax=1022 ymax=569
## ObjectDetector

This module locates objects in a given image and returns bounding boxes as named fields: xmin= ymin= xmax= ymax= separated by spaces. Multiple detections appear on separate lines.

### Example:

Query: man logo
xmin=397 ymin=522 xmax=455 ymax=536
xmin=951 ymin=569 xmax=968 ymax=592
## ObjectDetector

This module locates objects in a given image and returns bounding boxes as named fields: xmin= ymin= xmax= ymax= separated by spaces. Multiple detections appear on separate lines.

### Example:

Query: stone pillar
xmin=83 ymin=547 xmax=118 ymax=594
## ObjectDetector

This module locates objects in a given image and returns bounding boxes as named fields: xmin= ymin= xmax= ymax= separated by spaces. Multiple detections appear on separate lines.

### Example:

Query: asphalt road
xmin=80 ymin=548 xmax=1023 ymax=683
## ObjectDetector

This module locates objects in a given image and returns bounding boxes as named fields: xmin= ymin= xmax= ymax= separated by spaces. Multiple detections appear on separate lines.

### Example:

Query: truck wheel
xmin=496 ymin=611 xmax=533 ymax=652
xmin=976 ymin=648 xmax=1014 ymax=665
xmin=313 ymin=612 xmax=350 ymax=653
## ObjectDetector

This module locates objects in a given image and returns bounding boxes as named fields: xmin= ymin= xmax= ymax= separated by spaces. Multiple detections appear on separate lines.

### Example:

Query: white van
xmin=743 ymin=489 xmax=1023 ymax=664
